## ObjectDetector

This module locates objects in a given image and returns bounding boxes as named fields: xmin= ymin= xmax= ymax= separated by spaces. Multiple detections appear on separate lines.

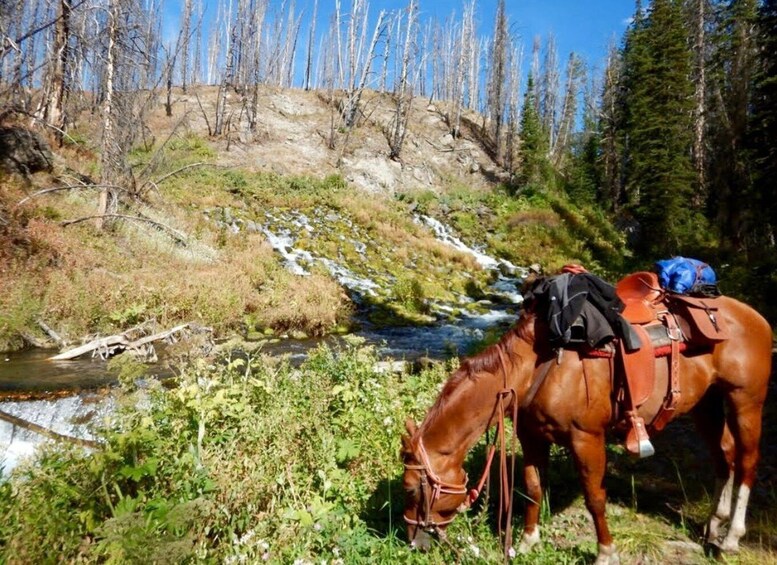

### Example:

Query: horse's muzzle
xmin=409 ymin=528 xmax=433 ymax=551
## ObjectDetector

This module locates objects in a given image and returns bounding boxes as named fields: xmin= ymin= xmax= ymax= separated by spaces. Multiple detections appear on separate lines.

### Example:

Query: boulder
xmin=0 ymin=127 xmax=54 ymax=176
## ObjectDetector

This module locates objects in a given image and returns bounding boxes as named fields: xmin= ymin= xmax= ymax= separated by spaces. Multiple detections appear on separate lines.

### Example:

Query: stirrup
xmin=625 ymin=415 xmax=655 ymax=458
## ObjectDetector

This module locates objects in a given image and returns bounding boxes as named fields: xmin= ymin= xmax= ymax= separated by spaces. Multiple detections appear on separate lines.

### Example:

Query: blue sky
xmin=374 ymin=0 xmax=634 ymax=70
xmin=163 ymin=0 xmax=636 ymax=80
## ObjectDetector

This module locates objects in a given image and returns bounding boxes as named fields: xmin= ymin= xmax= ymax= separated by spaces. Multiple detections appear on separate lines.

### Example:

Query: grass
xmin=398 ymin=183 xmax=631 ymax=278
xmin=2 ymin=343 xmax=775 ymax=563
xmin=2 ymin=126 xmax=640 ymax=351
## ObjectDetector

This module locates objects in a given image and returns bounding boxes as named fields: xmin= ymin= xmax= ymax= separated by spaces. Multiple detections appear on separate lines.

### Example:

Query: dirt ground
xmin=152 ymin=85 xmax=507 ymax=195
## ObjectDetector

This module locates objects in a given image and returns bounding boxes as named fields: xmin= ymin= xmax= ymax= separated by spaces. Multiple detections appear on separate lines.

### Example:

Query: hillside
xmin=0 ymin=86 xmax=626 ymax=353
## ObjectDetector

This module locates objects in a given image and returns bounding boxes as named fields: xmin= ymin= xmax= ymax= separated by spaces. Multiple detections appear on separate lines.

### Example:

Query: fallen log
xmin=49 ymin=323 xmax=194 ymax=361
xmin=37 ymin=319 xmax=65 ymax=347
xmin=0 ymin=409 xmax=100 ymax=449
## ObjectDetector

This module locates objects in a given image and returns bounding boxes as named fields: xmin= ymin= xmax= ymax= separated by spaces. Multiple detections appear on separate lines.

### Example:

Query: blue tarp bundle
xmin=655 ymin=257 xmax=717 ymax=294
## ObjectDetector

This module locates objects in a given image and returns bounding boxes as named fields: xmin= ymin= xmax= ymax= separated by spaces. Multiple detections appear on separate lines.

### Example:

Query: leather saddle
xmin=610 ymin=272 xmax=729 ymax=457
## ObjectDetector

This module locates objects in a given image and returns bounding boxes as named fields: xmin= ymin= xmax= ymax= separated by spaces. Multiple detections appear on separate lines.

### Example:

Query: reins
xmin=403 ymin=343 xmax=519 ymax=561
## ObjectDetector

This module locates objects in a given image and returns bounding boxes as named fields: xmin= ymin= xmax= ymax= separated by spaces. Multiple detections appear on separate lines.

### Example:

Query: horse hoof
xmin=517 ymin=527 xmax=541 ymax=554
xmin=594 ymin=544 xmax=620 ymax=565
xmin=718 ymin=539 xmax=741 ymax=554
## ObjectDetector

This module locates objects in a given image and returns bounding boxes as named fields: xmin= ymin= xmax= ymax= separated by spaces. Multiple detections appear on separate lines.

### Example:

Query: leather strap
xmin=521 ymin=356 xmax=555 ymax=409
xmin=650 ymin=312 xmax=681 ymax=432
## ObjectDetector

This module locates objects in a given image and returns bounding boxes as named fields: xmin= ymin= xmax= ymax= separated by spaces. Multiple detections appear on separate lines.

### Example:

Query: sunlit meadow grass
xmin=1 ymin=341 xmax=775 ymax=563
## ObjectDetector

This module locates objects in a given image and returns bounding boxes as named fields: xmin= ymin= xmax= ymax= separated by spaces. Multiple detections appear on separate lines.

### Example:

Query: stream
xmin=1 ymin=215 xmax=526 ymax=476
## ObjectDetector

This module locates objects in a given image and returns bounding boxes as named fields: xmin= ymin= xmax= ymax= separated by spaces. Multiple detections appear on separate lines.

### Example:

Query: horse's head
xmin=400 ymin=418 xmax=469 ymax=550
xmin=399 ymin=315 xmax=541 ymax=550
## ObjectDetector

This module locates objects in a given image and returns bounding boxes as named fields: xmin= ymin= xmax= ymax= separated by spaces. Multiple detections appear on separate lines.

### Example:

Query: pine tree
xmin=517 ymin=75 xmax=550 ymax=187
xmin=566 ymin=79 xmax=601 ymax=205
xmin=620 ymin=0 xmax=651 ymax=209
xmin=598 ymin=41 xmax=624 ymax=210
xmin=750 ymin=0 xmax=777 ymax=247
xmin=707 ymin=0 xmax=760 ymax=251
xmin=623 ymin=0 xmax=700 ymax=254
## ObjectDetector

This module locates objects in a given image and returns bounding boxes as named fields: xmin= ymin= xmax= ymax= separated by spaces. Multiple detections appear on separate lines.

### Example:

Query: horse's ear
xmin=404 ymin=418 xmax=417 ymax=437
xmin=401 ymin=419 xmax=416 ymax=456
xmin=400 ymin=433 xmax=412 ymax=454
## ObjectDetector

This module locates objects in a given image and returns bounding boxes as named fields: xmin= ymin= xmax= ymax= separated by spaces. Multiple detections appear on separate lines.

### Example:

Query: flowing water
xmin=1 ymin=215 xmax=525 ymax=476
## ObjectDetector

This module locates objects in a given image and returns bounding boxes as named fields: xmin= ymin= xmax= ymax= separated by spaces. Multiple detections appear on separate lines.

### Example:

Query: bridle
xmin=403 ymin=345 xmax=518 ymax=552
xmin=402 ymin=435 xmax=469 ymax=531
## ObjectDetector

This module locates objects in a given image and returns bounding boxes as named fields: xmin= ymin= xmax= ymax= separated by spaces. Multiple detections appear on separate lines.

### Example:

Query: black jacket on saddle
xmin=524 ymin=272 xmax=640 ymax=351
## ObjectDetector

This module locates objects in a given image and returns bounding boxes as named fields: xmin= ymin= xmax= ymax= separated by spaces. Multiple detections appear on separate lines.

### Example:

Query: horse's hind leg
xmin=691 ymin=387 xmax=736 ymax=544
xmin=570 ymin=430 xmax=620 ymax=565
xmin=517 ymin=438 xmax=549 ymax=554
xmin=718 ymin=387 xmax=766 ymax=553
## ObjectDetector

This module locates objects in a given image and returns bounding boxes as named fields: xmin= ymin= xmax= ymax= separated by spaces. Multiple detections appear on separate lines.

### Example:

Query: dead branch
xmin=194 ymin=92 xmax=213 ymax=136
xmin=146 ymin=161 xmax=210 ymax=189
xmin=14 ymin=184 xmax=131 ymax=208
xmin=60 ymin=214 xmax=188 ymax=245
xmin=0 ymin=409 xmax=100 ymax=449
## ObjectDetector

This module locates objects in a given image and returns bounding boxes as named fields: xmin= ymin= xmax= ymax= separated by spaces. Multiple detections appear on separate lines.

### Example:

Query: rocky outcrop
xmin=0 ymin=127 xmax=54 ymax=176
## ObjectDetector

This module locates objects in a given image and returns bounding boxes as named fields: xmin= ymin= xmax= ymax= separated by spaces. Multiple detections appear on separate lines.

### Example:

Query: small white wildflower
xmin=262 ymin=553 xmax=270 ymax=561
xmin=314 ymin=522 xmax=323 ymax=531
xmin=260 ymin=541 xmax=270 ymax=551
xmin=332 ymin=547 xmax=340 ymax=557
xmin=466 ymin=536 xmax=473 ymax=543
xmin=238 ymin=530 xmax=255 ymax=545
xmin=469 ymin=544 xmax=480 ymax=557
xmin=508 ymin=546 xmax=516 ymax=559
xmin=333 ymin=559 xmax=344 ymax=565
xmin=383 ymin=416 xmax=392 ymax=426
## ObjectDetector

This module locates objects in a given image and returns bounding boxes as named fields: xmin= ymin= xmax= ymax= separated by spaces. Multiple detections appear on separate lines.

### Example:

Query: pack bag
xmin=655 ymin=257 xmax=719 ymax=295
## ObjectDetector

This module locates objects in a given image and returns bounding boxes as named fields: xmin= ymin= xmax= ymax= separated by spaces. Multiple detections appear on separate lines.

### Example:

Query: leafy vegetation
xmin=1 ymin=343 xmax=774 ymax=563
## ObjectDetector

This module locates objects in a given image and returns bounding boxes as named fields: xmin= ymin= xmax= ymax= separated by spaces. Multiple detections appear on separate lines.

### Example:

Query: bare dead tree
xmin=387 ymin=0 xmax=417 ymax=160
xmin=33 ymin=0 xmax=72 ymax=145
xmin=281 ymin=4 xmax=302 ymax=88
xmin=504 ymin=42 xmax=523 ymax=173
xmin=304 ymin=0 xmax=318 ymax=90
xmin=214 ymin=0 xmax=240 ymax=137
xmin=248 ymin=0 xmax=268 ymax=132
xmin=180 ymin=0 xmax=193 ymax=92
xmin=538 ymin=33 xmax=559 ymax=154
xmin=163 ymin=41 xmax=176 ymax=117
xmin=600 ymin=40 xmax=623 ymax=209
xmin=552 ymin=52 xmax=584 ymax=166
xmin=96 ymin=0 xmax=121 ymax=229
xmin=485 ymin=0 xmax=508 ymax=162
xmin=379 ymin=11 xmax=395 ymax=93
xmin=205 ymin=0 xmax=225 ymax=85
xmin=339 ymin=1 xmax=386 ymax=128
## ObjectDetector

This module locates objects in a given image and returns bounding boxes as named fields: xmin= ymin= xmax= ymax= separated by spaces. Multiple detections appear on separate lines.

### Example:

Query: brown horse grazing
xmin=401 ymin=295 xmax=772 ymax=564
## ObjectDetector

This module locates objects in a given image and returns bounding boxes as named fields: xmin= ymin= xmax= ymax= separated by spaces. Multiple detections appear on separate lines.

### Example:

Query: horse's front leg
xmin=517 ymin=438 xmax=549 ymax=554
xmin=570 ymin=430 xmax=619 ymax=565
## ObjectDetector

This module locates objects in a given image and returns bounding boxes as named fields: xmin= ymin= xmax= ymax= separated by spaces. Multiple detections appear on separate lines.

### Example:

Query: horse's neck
xmin=420 ymin=377 xmax=504 ymax=470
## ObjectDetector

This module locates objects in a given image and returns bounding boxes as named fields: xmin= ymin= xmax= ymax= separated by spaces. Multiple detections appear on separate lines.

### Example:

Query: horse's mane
xmin=420 ymin=313 xmax=536 ymax=432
